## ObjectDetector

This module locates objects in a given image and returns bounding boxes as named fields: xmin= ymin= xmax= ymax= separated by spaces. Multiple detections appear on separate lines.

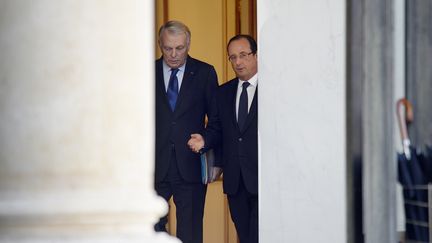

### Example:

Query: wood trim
xmin=249 ymin=0 xmax=257 ymax=40
xmin=235 ymin=0 xmax=241 ymax=35
xmin=163 ymin=0 xmax=168 ymax=23
xmin=222 ymin=0 xmax=228 ymax=84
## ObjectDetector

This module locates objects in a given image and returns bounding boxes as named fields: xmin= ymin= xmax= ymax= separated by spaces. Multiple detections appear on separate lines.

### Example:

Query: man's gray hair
xmin=158 ymin=20 xmax=191 ymax=45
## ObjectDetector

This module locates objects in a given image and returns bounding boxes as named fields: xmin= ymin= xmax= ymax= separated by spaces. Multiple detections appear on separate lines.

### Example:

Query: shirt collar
xmin=162 ymin=60 xmax=186 ymax=74
xmin=238 ymin=73 xmax=258 ymax=87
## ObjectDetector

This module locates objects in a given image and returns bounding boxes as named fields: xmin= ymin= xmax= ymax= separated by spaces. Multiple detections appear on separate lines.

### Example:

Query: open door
xmin=155 ymin=1 xmax=256 ymax=242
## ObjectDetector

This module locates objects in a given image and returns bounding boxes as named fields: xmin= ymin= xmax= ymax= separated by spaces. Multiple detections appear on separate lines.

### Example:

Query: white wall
xmin=258 ymin=1 xmax=347 ymax=242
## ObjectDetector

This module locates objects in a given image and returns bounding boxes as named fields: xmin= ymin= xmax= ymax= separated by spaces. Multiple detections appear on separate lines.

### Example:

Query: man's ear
xmin=186 ymin=41 xmax=191 ymax=52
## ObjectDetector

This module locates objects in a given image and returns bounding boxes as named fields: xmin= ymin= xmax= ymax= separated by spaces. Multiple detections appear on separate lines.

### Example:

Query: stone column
xmin=362 ymin=0 xmax=397 ymax=242
xmin=347 ymin=0 xmax=365 ymax=241
xmin=0 ymin=1 xmax=178 ymax=242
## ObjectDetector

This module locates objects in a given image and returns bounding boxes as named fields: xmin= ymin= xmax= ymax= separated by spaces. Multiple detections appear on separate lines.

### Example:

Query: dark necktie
xmin=238 ymin=82 xmax=250 ymax=131
xmin=167 ymin=68 xmax=179 ymax=111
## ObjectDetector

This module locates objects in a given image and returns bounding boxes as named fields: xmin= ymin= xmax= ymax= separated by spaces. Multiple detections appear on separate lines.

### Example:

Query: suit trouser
xmin=155 ymin=149 xmax=207 ymax=243
xmin=227 ymin=174 xmax=258 ymax=243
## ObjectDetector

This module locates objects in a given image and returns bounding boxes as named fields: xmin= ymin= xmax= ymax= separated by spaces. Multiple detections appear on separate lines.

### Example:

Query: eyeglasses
xmin=228 ymin=52 xmax=254 ymax=63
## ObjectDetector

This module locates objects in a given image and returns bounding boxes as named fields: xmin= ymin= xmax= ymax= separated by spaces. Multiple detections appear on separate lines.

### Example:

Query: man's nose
xmin=170 ymin=49 xmax=177 ymax=58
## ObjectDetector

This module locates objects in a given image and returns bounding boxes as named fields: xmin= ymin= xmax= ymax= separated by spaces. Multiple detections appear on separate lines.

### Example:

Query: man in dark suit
xmin=188 ymin=35 xmax=258 ymax=243
xmin=154 ymin=20 xmax=218 ymax=243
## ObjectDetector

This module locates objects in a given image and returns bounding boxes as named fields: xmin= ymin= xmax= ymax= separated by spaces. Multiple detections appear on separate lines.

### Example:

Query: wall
xmin=406 ymin=0 xmax=432 ymax=147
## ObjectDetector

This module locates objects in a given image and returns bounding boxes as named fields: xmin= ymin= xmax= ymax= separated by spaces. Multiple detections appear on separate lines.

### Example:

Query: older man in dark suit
xmin=188 ymin=34 xmax=258 ymax=243
xmin=154 ymin=20 xmax=218 ymax=243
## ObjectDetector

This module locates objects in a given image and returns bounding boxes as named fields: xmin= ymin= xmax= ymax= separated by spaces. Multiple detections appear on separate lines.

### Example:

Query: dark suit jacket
xmin=205 ymin=78 xmax=258 ymax=195
xmin=155 ymin=56 xmax=218 ymax=183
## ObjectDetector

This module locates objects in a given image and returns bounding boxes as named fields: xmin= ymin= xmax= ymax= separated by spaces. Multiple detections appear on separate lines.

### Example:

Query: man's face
xmin=159 ymin=31 xmax=189 ymax=69
xmin=227 ymin=38 xmax=257 ymax=81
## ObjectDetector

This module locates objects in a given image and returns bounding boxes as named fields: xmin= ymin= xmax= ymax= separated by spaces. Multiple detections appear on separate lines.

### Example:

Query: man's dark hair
xmin=227 ymin=34 xmax=257 ymax=54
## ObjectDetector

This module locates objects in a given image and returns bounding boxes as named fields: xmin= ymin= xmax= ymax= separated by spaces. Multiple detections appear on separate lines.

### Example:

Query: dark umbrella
xmin=418 ymin=145 xmax=432 ymax=184
xmin=396 ymin=98 xmax=429 ymax=242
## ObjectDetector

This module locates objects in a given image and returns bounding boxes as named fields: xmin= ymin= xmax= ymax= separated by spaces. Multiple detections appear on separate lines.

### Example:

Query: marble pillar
xmin=258 ymin=1 xmax=347 ymax=242
xmin=362 ymin=0 xmax=397 ymax=242
xmin=0 ymin=1 xmax=178 ymax=242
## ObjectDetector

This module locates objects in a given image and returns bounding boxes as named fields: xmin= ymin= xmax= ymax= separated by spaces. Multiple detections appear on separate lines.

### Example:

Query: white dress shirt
xmin=162 ymin=61 xmax=186 ymax=92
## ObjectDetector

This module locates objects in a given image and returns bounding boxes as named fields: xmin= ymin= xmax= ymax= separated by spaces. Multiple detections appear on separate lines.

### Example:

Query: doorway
xmin=155 ymin=1 xmax=257 ymax=243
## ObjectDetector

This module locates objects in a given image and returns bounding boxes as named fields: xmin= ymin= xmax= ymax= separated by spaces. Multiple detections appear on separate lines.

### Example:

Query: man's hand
xmin=187 ymin=133 xmax=205 ymax=153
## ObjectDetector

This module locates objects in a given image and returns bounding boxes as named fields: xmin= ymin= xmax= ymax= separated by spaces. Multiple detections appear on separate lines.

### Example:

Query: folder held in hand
xmin=200 ymin=149 xmax=222 ymax=184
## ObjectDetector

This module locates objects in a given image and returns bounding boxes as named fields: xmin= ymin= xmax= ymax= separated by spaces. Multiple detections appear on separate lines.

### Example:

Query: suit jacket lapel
xmin=174 ymin=56 xmax=196 ymax=116
xmin=155 ymin=58 xmax=171 ymax=110
xmin=241 ymin=87 xmax=258 ymax=133
xmin=231 ymin=79 xmax=240 ymax=130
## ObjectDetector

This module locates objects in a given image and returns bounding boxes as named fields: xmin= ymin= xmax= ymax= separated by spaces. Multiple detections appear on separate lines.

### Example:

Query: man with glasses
xmin=188 ymin=34 xmax=258 ymax=243
xmin=154 ymin=20 xmax=218 ymax=243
